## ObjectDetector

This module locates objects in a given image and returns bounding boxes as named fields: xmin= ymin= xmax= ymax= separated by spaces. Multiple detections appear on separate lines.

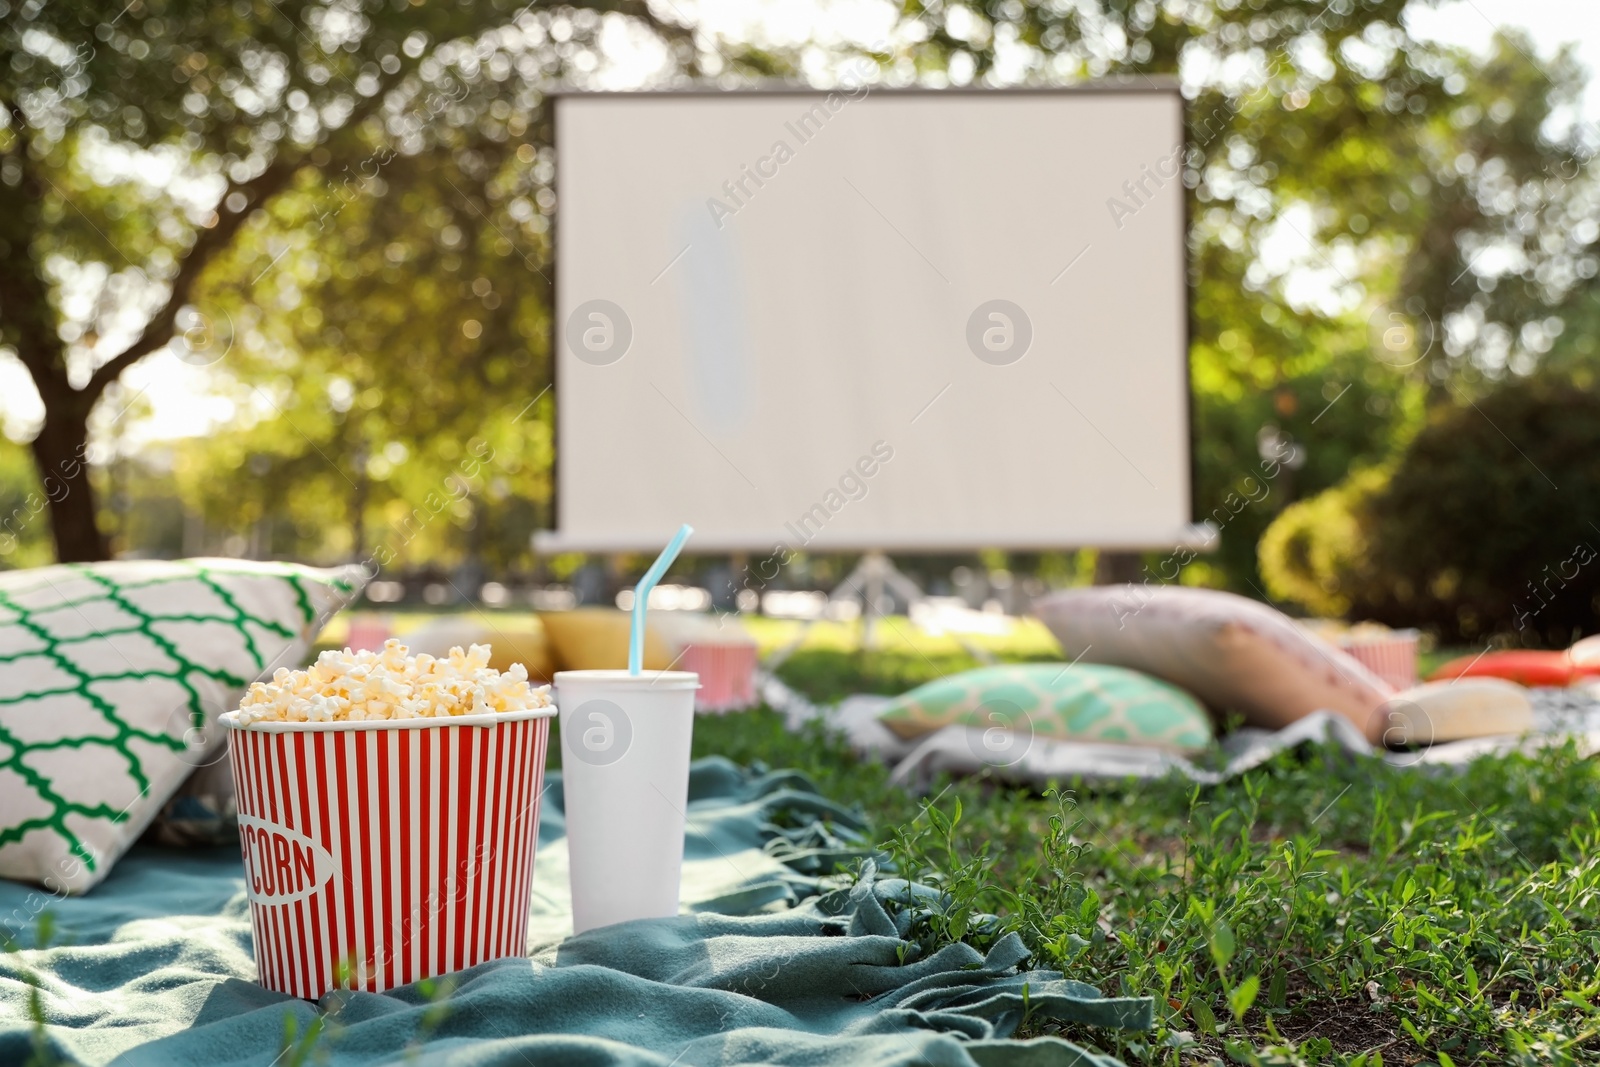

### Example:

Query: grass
xmin=15 ymin=611 xmax=1579 ymax=1065
xmin=701 ymin=646 xmax=1600 ymax=1066
xmin=280 ymin=612 xmax=1600 ymax=1062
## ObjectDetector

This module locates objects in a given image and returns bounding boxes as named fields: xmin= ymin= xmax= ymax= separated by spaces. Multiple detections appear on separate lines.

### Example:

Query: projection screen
xmin=542 ymin=85 xmax=1190 ymax=552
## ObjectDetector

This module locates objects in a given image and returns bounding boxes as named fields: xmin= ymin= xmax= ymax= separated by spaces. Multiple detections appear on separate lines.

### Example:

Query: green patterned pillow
xmin=0 ymin=559 xmax=360 ymax=894
xmin=877 ymin=663 xmax=1214 ymax=753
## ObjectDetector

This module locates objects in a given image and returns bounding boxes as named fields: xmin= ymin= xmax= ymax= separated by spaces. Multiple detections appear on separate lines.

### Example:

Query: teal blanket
xmin=0 ymin=759 xmax=1150 ymax=1066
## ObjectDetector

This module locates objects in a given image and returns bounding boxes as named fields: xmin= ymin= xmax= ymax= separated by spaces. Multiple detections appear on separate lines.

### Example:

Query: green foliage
xmin=691 ymin=642 xmax=1600 ymax=1059
xmin=0 ymin=439 xmax=52 ymax=570
xmin=171 ymin=118 xmax=567 ymax=569
xmin=770 ymin=644 xmax=1066 ymax=706
xmin=0 ymin=0 xmax=699 ymax=561
xmin=277 ymin=1012 xmax=328 ymax=1067
xmin=1366 ymin=375 xmax=1600 ymax=644
xmin=901 ymin=0 xmax=1600 ymax=595
xmin=885 ymin=742 xmax=1600 ymax=1065
xmin=1261 ymin=375 xmax=1600 ymax=643
xmin=745 ymin=658 xmax=1600 ymax=1065
xmin=1189 ymin=343 xmax=1422 ymax=594
xmin=2 ymin=911 xmax=61 ymax=1067
xmin=1258 ymin=465 xmax=1390 ymax=619
xmin=12 ymin=654 xmax=1600 ymax=1063
xmin=7 ymin=0 xmax=1598 ymax=585
xmin=270 ymin=972 xmax=454 ymax=1066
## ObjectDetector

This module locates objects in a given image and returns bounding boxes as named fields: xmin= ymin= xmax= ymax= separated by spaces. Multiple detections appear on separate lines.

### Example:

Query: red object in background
xmin=343 ymin=616 xmax=393 ymax=653
xmin=679 ymin=642 xmax=758 ymax=713
xmin=1428 ymin=649 xmax=1600 ymax=687
xmin=229 ymin=713 xmax=550 ymax=999
xmin=1338 ymin=631 xmax=1419 ymax=690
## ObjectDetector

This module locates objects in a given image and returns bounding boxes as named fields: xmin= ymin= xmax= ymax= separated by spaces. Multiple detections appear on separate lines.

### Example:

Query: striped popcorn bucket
xmin=220 ymin=706 xmax=554 ymax=999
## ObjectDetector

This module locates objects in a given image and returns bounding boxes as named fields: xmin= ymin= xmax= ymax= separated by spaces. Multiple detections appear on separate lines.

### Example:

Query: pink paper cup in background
xmin=680 ymin=643 xmax=758 ymax=714
xmin=1339 ymin=629 xmax=1420 ymax=691
xmin=221 ymin=706 xmax=554 ymax=999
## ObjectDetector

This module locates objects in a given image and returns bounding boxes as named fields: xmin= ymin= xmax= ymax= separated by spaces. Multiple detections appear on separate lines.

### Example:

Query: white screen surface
xmin=547 ymin=88 xmax=1191 ymax=552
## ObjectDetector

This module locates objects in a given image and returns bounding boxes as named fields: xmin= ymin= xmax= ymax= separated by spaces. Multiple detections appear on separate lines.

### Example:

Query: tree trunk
xmin=29 ymin=407 xmax=109 ymax=563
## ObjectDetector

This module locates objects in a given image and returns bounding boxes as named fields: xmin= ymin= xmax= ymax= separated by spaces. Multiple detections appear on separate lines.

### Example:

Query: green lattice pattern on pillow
xmin=878 ymin=663 xmax=1215 ymax=753
xmin=0 ymin=559 xmax=359 ymax=894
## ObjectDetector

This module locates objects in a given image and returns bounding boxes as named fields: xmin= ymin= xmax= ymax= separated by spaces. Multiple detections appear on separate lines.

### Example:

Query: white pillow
xmin=1380 ymin=678 xmax=1534 ymax=744
xmin=0 ymin=559 xmax=360 ymax=893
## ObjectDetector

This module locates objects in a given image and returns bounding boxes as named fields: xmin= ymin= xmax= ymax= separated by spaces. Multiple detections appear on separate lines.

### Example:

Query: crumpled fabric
xmin=759 ymin=673 xmax=1600 ymax=787
xmin=0 ymin=758 xmax=1149 ymax=1066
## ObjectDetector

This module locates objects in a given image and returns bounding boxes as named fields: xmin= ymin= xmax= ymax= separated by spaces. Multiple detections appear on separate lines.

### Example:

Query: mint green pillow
xmin=877 ymin=663 xmax=1214 ymax=753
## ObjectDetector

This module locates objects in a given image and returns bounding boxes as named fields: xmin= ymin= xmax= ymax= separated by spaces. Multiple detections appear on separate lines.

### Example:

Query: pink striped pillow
xmin=1034 ymin=586 xmax=1392 ymax=742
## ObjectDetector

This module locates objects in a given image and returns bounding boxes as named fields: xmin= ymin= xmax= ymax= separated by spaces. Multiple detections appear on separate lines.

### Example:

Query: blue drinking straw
xmin=630 ymin=524 xmax=694 ymax=675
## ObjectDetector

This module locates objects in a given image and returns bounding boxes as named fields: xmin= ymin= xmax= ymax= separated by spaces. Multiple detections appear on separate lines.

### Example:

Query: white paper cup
xmin=554 ymin=670 xmax=699 ymax=934
xmin=221 ymin=707 xmax=554 ymax=999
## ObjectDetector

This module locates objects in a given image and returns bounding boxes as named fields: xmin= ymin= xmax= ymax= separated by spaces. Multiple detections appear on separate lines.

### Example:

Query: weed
xmin=2 ymin=912 xmax=62 ymax=1067
xmin=745 ymin=647 xmax=1600 ymax=1066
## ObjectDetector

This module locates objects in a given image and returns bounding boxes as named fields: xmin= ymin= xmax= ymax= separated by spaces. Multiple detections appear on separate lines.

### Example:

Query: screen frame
xmin=541 ymin=80 xmax=1196 ymax=553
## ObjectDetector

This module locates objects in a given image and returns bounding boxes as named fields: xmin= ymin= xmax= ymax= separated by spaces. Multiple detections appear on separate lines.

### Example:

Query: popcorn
xmin=235 ymin=640 xmax=551 ymax=725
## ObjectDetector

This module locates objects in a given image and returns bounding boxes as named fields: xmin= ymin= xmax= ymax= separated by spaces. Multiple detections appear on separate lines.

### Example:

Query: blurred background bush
xmin=1261 ymin=372 xmax=1600 ymax=644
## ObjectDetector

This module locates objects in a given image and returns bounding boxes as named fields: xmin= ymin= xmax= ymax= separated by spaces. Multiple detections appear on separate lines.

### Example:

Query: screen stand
xmin=763 ymin=552 xmax=995 ymax=670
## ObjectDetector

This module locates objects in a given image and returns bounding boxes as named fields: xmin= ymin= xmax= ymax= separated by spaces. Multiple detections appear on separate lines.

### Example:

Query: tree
xmin=892 ymin=0 xmax=1598 ymax=593
xmin=0 ymin=0 xmax=696 ymax=562
xmin=0 ymin=436 xmax=53 ymax=568
xmin=1261 ymin=374 xmax=1600 ymax=644
xmin=168 ymin=150 xmax=561 ymax=575
xmin=12 ymin=0 xmax=1596 ymax=596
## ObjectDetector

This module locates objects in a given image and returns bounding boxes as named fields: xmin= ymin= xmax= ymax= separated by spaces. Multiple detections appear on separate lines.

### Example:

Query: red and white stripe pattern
xmin=1339 ymin=631 xmax=1420 ymax=691
xmin=679 ymin=643 xmax=758 ymax=714
xmin=228 ymin=714 xmax=549 ymax=1000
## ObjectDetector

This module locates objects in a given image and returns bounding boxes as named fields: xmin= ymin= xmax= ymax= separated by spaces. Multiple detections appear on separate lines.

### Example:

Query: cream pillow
xmin=1034 ymin=586 xmax=1393 ymax=742
xmin=1378 ymin=678 xmax=1533 ymax=745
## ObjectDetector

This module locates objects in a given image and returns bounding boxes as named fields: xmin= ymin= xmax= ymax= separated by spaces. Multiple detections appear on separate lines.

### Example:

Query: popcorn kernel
xmin=235 ymin=639 xmax=550 ymax=725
